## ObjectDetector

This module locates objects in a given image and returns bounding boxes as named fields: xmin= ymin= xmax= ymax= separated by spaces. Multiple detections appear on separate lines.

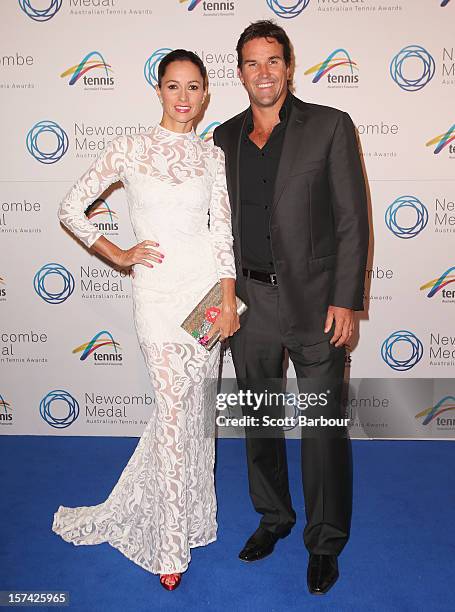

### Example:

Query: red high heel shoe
xmin=159 ymin=573 xmax=181 ymax=591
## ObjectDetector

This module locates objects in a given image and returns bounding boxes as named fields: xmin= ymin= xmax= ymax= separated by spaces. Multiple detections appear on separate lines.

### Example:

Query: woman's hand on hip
xmin=114 ymin=240 xmax=164 ymax=269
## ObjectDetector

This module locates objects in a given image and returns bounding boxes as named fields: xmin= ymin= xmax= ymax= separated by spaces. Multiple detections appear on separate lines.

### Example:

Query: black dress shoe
xmin=307 ymin=554 xmax=339 ymax=595
xmin=238 ymin=526 xmax=289 ymax=562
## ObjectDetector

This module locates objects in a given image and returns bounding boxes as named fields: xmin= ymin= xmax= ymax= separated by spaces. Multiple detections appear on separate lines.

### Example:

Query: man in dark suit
xmin=213 ymin=20 xmax=368 ymax=595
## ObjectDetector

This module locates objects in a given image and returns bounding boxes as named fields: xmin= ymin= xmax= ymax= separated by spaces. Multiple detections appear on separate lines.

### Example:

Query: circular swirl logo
xmin=385 ymin=196 xmax=428 ymax=239
xmin=144 ymin=48 xmax=173 ymax=86
xmin=40 ymin=390 xmax=79 ymax=428
xmin=19 ymin=0 xmax=62 ymax=22
xmin=390 ymin=45 xmax=435 ymax=92
xmin=266 ymin=0 xmax=310 ymax=19
xmin=381 ymin=331 xmax=424 ymax=371
xmin=26 ymin=120 xmax=69 ymax=164
xmin=34 ymin=263 xmax=75 ymax=304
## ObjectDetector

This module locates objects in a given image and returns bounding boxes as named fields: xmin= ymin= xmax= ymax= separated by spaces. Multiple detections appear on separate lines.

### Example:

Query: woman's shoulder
xmin=197 ymin=139 xmax=225 ymax=180
xmin=106 ymin=131 xmax=156 ymax=158
xmin=104 ymin=133 xmax=136 ymax=154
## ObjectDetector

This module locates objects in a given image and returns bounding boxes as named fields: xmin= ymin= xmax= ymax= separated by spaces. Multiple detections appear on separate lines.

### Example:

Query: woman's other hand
xmin=115 ymin=240 xmax=164 ymax=269
xmin=207 ymin=300 xmax=240 ymax=342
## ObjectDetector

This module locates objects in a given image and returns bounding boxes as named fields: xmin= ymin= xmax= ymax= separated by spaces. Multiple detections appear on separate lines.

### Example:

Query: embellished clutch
xmin=180 ymin=281 xmax=247 ymax=350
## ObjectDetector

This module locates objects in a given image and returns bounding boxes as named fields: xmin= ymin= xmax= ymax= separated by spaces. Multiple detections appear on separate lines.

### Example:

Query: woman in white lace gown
xmin=52 ymin=50 xmax=238 ymax=590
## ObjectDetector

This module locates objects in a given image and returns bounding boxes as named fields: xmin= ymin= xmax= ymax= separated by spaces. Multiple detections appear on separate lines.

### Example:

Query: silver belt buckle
xmin=270 ymin=273 xmax=277 ymax=285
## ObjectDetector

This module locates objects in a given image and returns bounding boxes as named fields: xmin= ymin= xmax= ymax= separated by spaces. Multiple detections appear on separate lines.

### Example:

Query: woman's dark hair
xmin=236 ymin=20 xmax=292 ymax=69
xmin=157 ymin=49 xmax=207 ymax=88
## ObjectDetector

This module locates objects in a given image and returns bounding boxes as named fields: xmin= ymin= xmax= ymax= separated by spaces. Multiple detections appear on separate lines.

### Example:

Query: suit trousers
xmin=229 ymin=276 xmax=352 ymax=556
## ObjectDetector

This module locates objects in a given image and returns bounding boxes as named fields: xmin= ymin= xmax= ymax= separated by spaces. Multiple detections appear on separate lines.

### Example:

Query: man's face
xmin=238 ymin=37 xmax=290 ymax=108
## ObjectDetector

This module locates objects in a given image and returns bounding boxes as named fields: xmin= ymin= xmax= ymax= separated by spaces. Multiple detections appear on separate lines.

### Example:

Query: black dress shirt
xmin=239 ymin=92 xmax=291 ymax=273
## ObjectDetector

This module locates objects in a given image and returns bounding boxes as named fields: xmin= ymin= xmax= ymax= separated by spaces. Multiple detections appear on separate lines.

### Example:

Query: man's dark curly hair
xmin=236 ymin=20 xmax=292 ymax=69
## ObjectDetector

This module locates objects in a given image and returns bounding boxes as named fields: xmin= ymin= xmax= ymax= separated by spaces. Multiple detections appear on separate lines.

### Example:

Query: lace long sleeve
xmin=58 ymin=136 xmax=128 ymax=248
xmin=208 ymin=146 xmax=236 ymax=280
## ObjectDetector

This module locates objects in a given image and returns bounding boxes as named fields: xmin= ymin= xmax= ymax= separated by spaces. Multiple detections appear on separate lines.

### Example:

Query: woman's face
xmin=156 ymin=60 xmax=207 ymax=131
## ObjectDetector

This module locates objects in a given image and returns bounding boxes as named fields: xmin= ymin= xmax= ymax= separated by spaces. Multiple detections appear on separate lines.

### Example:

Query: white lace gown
xmin=52 ymin=124 xmax=236 ymax=574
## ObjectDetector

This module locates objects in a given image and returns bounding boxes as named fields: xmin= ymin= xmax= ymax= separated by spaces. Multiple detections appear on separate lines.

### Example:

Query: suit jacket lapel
xmin=225 ymin=111 xmax=247 ymax=243
xmin=271 ymin=100 xmax=308 ymax=214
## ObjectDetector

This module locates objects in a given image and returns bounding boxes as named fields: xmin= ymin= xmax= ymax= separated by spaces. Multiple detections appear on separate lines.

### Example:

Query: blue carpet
xmin=1 ymin=437 xmax=454 ymax=611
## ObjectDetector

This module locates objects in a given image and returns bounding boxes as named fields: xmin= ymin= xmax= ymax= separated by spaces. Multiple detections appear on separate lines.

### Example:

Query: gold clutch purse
xmin=180 ymin=281 xmax=247 ymax=350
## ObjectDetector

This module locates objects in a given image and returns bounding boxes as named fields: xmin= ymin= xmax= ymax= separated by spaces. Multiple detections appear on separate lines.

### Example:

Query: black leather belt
xmin=243 ymin=267 xmax=277 ymax=285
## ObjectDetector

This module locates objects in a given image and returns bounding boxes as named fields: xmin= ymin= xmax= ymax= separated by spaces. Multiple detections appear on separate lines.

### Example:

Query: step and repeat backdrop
xmin=1 ymin=0 xmax=454 ymax=439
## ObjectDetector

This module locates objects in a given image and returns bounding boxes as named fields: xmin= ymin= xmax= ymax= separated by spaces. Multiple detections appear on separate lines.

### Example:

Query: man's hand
xmin=324 ymin=305 xmax=354 ymax=347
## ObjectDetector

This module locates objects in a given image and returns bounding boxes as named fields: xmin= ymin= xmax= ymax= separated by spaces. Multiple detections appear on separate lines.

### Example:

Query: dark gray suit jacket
xmin=213 ymin=93 xmax=369 ymax=345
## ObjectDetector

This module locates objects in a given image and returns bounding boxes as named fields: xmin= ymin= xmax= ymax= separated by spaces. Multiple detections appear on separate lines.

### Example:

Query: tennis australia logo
xmin=385 ymin=196 xmax=428 ymax=239
xmin=86 ymin=199 xmax=119 ymax=235
xmin=390 ymin=45 xmax=435 ymax=91
xmin=73 ymin=331 xmax=122 ymax=365
xmin=34 ymin=263 xmax=75 ymax=304
xmin=26 ymin=121 xmax=69 ymax=164
xmin=381 ymin=330 xmax=424 ymax=371
xmin=304 ymin=48 xmax=359 ymax=88
xmin=181 ymin=0 xmax=201 ymax=9
xmin=19 ymin=0 xmax=62 ymax=21
xmin=416 ymin=396 xmax=455 ymax=430
xmin=198 ymin=122 xmax=221 ymax=141
xmin=40 ymin=390 xmax=79 ymax=429
xmin=0 ymin=394 xmax=13 ymax=425
xmin=420 ymin=267 xmax=455 ymax=303
xmin=180 ymin=0 xmax=235 ymax=16
xmin=267 ymin=0 xmax=310 ymax=19
xmin=61 ymin=51 xmax=114 ymax=89
xmin=426 ymin=124 xmax=455 ymax=158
